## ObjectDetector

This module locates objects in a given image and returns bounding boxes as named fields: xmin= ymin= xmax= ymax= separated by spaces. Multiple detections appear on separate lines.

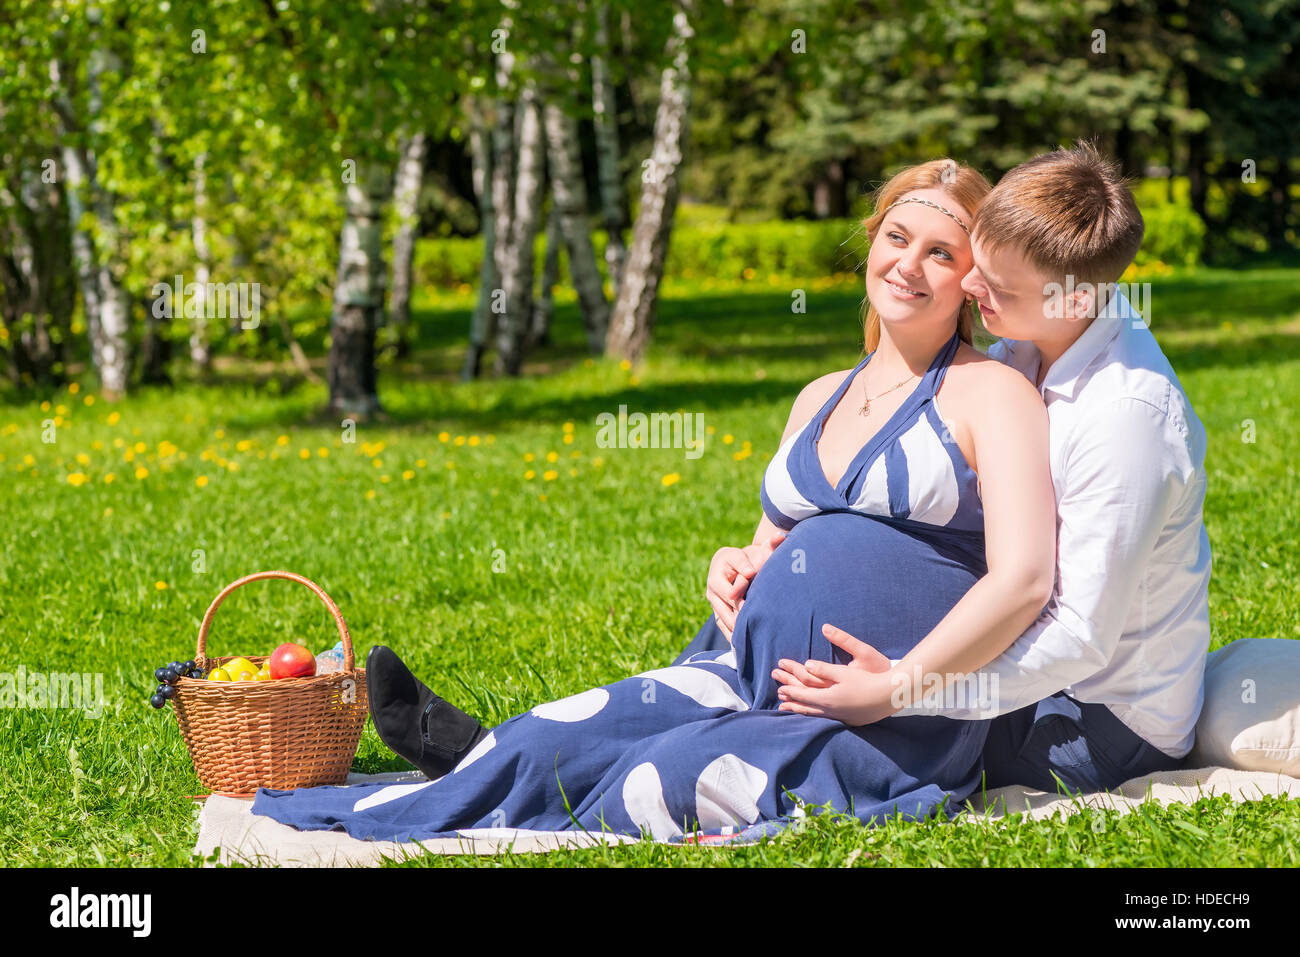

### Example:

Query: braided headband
xmin=882 ymin=196 xmax=971 ymax=235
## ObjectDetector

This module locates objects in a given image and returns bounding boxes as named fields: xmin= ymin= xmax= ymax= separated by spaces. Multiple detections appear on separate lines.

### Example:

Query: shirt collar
xmin=1037 ymin=288 xmax=1134 ymax=399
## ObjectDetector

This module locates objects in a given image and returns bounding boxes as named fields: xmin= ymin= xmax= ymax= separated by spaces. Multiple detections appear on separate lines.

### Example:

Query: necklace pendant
xmin=858 ymin=400 xmax=870 ymax=417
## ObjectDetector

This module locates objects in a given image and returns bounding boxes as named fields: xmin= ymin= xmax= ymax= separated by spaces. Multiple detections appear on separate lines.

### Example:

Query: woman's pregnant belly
xmin=730 ymin=510 xmax=986 ymax=711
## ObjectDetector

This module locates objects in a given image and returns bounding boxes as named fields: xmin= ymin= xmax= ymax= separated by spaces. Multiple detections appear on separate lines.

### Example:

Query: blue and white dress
xmin=252 ymin=330 xmax=992 ymax=844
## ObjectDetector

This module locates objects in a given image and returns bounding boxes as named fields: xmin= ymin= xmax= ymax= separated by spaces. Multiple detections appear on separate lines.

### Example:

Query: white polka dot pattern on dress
xmin=352 ymin=779 xmax=440 ymax=813
xmin=694 ymin=753 xmax=767 ymax=831
xmin=622 ymin=762 xmax=683 ymax=840
xmin=530 ymin=687 xmax=610 ymax=722
xmin=634 ymin=665 xmax=749 ymax=711
xmin=453 ymin=730 xmax=496 ymax=772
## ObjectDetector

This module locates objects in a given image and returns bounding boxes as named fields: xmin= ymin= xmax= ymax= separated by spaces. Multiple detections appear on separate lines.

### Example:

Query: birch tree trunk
xmin=327 ymin=162 xmax=394 ymax=417
xmin=592 ymin=2 xmax=628 ymax=296
xmin=541 ymin=87 xmax=610 ymax=353
xmin=605 ymin=0 xmax=695 ymax=364
xmin=530 ymin=203 xmax=561 ymax=348
xmin=493 ymin=72 xmax=547 ymax=377
xmin=190 ymin=152 xmax=212 ymax=372
xmin=462 ymin=93 xmax=500 ymax=380
xmin=389 ymin=131 xmax=427 ymax=358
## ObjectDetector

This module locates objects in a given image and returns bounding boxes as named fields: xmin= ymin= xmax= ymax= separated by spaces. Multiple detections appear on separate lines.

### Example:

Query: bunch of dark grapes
xmin=149 ymin=660 xmax=203 ymax=709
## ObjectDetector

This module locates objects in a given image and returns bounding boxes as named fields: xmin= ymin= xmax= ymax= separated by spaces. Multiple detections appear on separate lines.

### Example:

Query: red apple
xmin=268 ymin=642 xmax=317 ymax=679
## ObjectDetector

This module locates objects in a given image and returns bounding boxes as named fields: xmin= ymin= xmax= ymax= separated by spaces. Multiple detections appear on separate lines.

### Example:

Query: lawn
xmin=1 ymin=266 xmax=1297 ymax=867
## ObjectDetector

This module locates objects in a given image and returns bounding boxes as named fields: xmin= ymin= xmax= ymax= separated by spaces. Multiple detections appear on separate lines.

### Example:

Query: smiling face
xmin=865 ymin=188 xmax=974 ymax=339
xmin=961 ymin=233 xmax=1058 ymax=342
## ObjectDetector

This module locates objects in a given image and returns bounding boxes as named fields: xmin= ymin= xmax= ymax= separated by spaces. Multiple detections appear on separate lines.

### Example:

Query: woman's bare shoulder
xmin=943 ymin=343 xmax=1043 ymax=411
xmin=792 ymin=367 xmax=854 ymax=416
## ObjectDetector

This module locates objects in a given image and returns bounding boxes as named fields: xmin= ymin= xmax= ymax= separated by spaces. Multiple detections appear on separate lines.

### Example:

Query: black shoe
xmin=366 ymin=645 xmax=489 ymax=780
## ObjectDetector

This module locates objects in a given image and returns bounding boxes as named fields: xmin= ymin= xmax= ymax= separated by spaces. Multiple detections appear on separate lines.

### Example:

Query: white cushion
xmin=1187 ymin=638 xmax=1300 ymax=774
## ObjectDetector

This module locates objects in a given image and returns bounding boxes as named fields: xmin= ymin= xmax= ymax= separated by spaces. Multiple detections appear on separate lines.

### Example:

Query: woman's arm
xmin=707 ymin=369 xmax=850 ymax=636
xmin=776 ymin=362 xmax=1057 ymax=723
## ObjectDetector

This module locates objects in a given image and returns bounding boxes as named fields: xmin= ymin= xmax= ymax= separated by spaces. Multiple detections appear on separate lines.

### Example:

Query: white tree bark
xmin=605 ymin=0 xmax=695 ymax=363
xmin=493 ymin=71 xmax=547 ymax=376
xmin=592 ymin=2 xmax=628 ymax=296
xmin=541 ymin=86 xmax=610 ymax=354
xmin=463 ymin=93 xmax=500 ymax=380
xmin=389 ymin=131 xmax=427 ymax=356
xmin=530 ymin=202 xmax=561 ymax=347
xmin=191 ymin=152 xmax=212 ymax=371
xmin=327 ymin=162 xmax=394 ymax=416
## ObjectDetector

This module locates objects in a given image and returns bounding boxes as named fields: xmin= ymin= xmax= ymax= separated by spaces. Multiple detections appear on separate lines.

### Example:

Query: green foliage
xmin=1135 ymin=201 xmax=1208 ymax=269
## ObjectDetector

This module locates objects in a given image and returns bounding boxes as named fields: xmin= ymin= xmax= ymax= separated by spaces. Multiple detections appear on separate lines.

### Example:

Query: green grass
xmin=1 ymin=265 xmax=1297 ymax=867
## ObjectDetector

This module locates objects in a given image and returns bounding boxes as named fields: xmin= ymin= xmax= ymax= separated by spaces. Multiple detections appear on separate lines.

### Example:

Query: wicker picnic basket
xmin=172 ymin=570 xmax=369 ymax=795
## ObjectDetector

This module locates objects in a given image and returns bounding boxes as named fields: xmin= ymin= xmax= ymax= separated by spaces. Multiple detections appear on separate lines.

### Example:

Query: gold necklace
xmin=858 ymin=370 xmax=918 ymax=416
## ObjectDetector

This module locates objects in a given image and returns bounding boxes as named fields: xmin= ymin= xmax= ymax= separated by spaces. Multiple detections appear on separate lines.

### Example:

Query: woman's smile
xmin=884 ymin=276 xmax=929 ymax=301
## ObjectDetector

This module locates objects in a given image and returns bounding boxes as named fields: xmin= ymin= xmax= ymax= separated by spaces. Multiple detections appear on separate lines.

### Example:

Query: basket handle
xmin=195 ymin=571 xmax=355 ymax=671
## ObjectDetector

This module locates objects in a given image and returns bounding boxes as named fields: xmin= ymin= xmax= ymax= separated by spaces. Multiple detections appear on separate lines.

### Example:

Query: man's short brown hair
xmin=972 ymin=141 xmax=1144 ymax=290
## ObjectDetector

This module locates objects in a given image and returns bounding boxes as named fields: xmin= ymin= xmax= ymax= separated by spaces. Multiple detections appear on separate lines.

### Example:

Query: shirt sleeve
xmin=896 ymin=395 xmax=1194 ymax=718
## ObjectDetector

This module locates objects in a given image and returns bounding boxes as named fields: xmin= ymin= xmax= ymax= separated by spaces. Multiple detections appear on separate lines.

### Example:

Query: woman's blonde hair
xmin=859 ymin=159 xmax=993 ymax=353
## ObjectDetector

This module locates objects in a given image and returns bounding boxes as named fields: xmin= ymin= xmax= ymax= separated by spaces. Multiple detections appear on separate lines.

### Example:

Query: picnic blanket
xmin=191 ymin=764 xmax=1300 ymax=866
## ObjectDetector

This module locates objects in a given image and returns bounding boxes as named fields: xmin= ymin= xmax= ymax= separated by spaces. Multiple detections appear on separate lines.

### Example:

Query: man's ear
xmin=1062 ymin=286 xmax=1095 ymax=324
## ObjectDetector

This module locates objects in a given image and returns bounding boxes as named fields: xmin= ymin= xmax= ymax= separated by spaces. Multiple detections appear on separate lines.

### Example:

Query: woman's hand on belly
xmin=772 ymin=623 xmax=898 ymax=725
xmin=706 ymin=532 xmax=787 ymax=638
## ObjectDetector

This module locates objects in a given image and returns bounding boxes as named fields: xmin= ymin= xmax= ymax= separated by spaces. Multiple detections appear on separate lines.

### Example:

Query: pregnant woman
xmin=251 ymin=159 xmax=1057 ymax=843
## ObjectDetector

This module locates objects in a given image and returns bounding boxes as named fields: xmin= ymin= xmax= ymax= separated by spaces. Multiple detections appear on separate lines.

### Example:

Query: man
xmin=681 ymin=142 xmax=1213 ymax=794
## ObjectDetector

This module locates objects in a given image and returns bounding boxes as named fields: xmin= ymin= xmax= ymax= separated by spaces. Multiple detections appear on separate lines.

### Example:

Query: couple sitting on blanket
xmin=252 ymin=142 xmax=1212 ymax=843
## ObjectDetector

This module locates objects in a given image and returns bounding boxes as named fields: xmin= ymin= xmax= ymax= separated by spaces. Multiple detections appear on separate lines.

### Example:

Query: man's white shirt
xmin=900 ymin=290 xmax=1212 ymax=758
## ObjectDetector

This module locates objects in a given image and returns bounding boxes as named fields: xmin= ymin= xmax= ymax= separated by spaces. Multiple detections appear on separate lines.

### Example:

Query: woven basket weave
xmin=172 ymin=570 xmax=368 ymax=795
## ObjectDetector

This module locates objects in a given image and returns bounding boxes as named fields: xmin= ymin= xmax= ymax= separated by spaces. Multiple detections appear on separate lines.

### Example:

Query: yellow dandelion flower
xmin=371 ymin=458 xmax=382 ymax=468
xmin=524 ymin=452 xmax=535 ymax=462
xmin=196 ymin=476 xmax=209 ymax=488
xmin=454 ymin=435 xmax=466 ymax=446
xmin=113 ymin=437 xmax=125 ymax=449
xmin=276 ymin=434 xmax=289 ymax=446
xmin=216 ymin=457 xmax=227 ymax=467
xmin=155 ymin=581 xmax=168 ymax=590
xmin=214 ymin=429 xmax=225 ymax=439
xmin=365 ymin=489 xmax=377 ymax=500
xmin=103 ymin=472 xmax=116 ymax=484
xmin=571 ymin=450 xmax=581 ymax=458
xmin=546 ymin=451 xmax=558 ymax=463
xmin=733 ymin=449 xmax=752 ymax=461
xmin=68 ymin=382 xmax=80 ymax=395
xmin=619 ymin=359 xmax=631 ymax=371
xmin=106 ymin=411 xmax=121 ymax=425
xmin=22 ymin=453 xmax=34 ymax=466
xmin=563 ymin=434 xmax=574 ymax=445
xmin=416 ymin=459 xmax=427 ymax=468
xmin=84 ymin=395 xmax=95 ymax=406
xmin=300 ymin=448 xmax=311 ymax=460
xmin=441 ymin=511 xmax=451 ymax=519
xmin=706 ymin=425 xmax=716 ymax=435
xmin=402 ymin=469 xmax=414 ymax=480
xmin=133 ymin=441 xmax=146 ymax=453
xmin=592 ymin=457 xmax=604 ymax=468
xmin=66 ymin=472 xmax=88 ymax=486
xmin=569 ymin=468 xmax=578 ymax=477
xmin=438 ymin=431 xmax=450 ymax=443
xmin=524 ymin=469 xmax=536 ymax=480
xmin=380 ymin=474 xmax=391 ymax=483
xmin=236 ymin=439 xmax=252 ymax=452
xmin=723 ymin=434 xmax=734 ymax=445
xmin=543 ymin=469 xmax=558 ymax=481
xmin=124 ymin=450 xmax=135 ymax=463
xmin=56 ymin=404 xmax=68 ymax=416
xmin=468 ymin=435 xmax=480 ymax=447
xmin=53 ymin=416 xmax=64 ymax=427
xmin=270 ymin=450 xmax=280 ymax=460
xmin=539 ymin=493 xmax=547 ymax=502
xmin=226 ymin=461 xmax=239 ymax=472
xmin=91 ymin=440 xmax=103 ymax=451
xmin=317 ymin=447 xmax=329 ymax=458
xmin=76 ymin=453 xmax=90 ymax=466
xmin=563 ymin=421 xmax=574 ymax=433
xmin=103 ymin=507 xmax=113 ymax=516
xmin=662 ymin=473 xmax=680 ymax=487
xmin=40 ymin=400 xmax=51 ymax=412
xmin=629 ymin=376 xmax=640 ymax=387
xmin=134 ymin=466 xmax=149 ymax=480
